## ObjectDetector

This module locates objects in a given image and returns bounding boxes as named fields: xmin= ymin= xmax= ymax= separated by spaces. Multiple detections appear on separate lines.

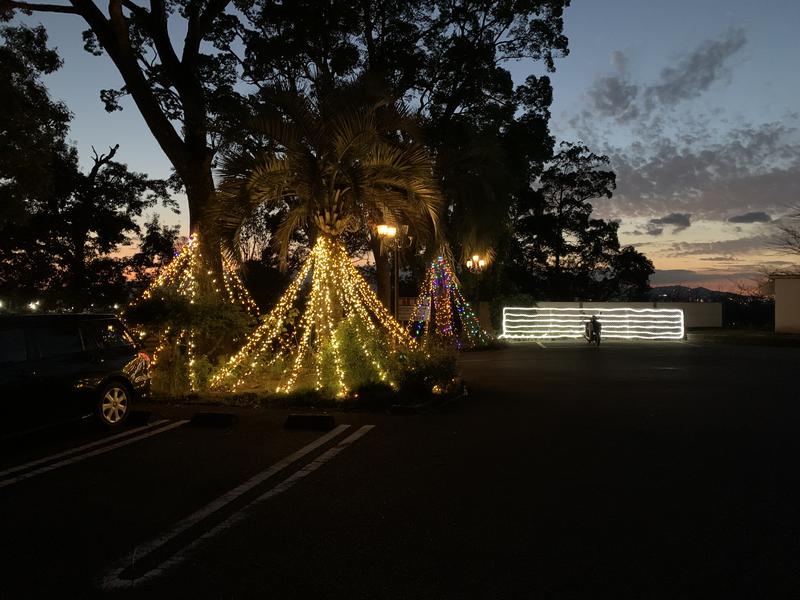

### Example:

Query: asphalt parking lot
xmin=1 ymin=333 xmax=799 ymax=598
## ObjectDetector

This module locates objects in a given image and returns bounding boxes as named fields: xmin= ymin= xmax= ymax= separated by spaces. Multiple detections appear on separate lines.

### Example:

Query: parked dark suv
xmin=0 ymin=314 xmax=150 ymax=434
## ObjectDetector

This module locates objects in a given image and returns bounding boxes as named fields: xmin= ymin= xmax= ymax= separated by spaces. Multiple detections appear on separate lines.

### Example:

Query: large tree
xmin=0 ymin=142 xmax=174 ymax=308
xmin=606 ymin=246 xmax=655 ymax=301
xmin=0 ymin=23 xmax=71 ymax=235
xmin=534 ymin=142 xmax=616 ymax=277
xmin=210 ymin=90 xmax=443 ymax=396
xmin=1 ymin=0 xmax=246 ymax=242
xmin=0 ymin=24 xmax=174 ymax=308
xmin=1 ymin=0 xmax=569 ymax=234
xmin=240 ymin=0 xmax=569 ymax=297
xmin=512 ymin=141 xmax=653 ymax=300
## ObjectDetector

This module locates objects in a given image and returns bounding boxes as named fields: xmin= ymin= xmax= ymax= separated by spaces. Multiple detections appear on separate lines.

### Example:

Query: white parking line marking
xmin=536 ymin=341 xmax=547 ymax=348
xmin=100 ymin=424 xmax=373 ymax=590
xmin=100 ymin=423 xmax=353 ymax=590
xmin=0 ymin=419 xmax=169 ymax=480
xmin=0 ymin=420 xmax=189 ymax=489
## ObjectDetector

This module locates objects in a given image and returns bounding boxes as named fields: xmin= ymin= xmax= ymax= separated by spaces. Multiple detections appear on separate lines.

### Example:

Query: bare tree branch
xmin=1 ymin=0 xmax=78 ymax=14
xmin=777 ymin=224 xmax=800 ymax=254
xmin=775 ymin=205 xmax=800 ymax=256
xmin=145 ymin=0 xmax=184 ymax=82
xmin=88 ymin=143 xmax=119 ymax=180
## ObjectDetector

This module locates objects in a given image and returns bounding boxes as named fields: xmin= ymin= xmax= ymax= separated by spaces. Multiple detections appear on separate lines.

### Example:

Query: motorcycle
xmin=584 ymin=320 xmax=601 ymax=346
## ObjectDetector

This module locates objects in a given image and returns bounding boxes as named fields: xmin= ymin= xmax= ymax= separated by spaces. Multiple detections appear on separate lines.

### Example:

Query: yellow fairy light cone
xmin=211 ymin=236 xmax=414 ymax=396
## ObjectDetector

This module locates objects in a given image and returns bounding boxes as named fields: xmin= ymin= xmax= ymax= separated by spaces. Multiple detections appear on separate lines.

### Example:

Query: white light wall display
xmin=501 ymin=307 xmax=685 ymax=340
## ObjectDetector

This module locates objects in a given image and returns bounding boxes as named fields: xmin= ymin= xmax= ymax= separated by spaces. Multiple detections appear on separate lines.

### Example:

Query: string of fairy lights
xmin=211 ymin=236 xmax=413 ymax=395
xmin=408 ymin=255 xmax=490 ymax=349
xmin=137 ymin=234 xmax=486 ymax=396
xmin=222 ymin=255 xmax=260 ymax=316
xmin=140 ymin=233 xmax=259 ymax=314
xmin=131 ymin=232 xmax=260 ymax=391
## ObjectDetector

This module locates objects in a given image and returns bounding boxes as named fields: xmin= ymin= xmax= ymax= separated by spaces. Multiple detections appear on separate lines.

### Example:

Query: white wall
xmin=532 ymin=301 xmax=722 ymax=328
xmin=775 ymin=278 xmax=800 ymax=333
xmin=653 ymin=302 xmax=722 ymax=328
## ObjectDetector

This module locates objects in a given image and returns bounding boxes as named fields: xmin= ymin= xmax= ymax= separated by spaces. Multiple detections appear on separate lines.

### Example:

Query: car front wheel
xmin=97 ymin=382 xmax=130 ymax=427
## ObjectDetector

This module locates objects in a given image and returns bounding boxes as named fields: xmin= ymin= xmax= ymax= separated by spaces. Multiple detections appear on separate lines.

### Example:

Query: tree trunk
xmin=181 ymin=154 xmax=222 ymax=281
xmin=184 ymin=165 xmax=214 ymax=234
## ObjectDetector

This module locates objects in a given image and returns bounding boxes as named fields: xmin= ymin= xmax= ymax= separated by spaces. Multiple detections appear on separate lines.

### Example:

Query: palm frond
xmin=274 ymin=205 xmax=311 ymax=269
xmin=216 ymin=86 xmax=445 ymax=263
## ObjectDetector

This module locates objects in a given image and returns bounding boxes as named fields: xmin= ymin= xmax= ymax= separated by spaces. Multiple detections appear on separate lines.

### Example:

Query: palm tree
xmin=210 ymin=89 xmax=443 ymax=396
xmin=214 ymin=89 xmax=440 ymax=268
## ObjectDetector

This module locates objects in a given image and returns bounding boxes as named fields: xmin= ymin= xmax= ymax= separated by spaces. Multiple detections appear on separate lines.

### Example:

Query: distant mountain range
xmin=648 ymin=285 xmax=774 ymax=328
xmin=648 ymin=285 xmax=745 ymax=302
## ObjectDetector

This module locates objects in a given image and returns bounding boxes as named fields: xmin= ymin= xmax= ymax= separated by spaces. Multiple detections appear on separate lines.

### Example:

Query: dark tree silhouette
xmin=535 ymin=142 xmax=616 ymax=278
xmin=1 ymin=0 xmax=569 ymax=236
xmin=133 ymin=214 xmax=181 ymax=267
xmin=1 ymin=0 xmax=245 ymax=241
xmin=240 ymin=0 xmax=570 ymax=300
xmin=1 ymin=0 xmax=572 ymax=305
xmin=0 ymin=24 xmax=174 ymax=309
xmin=607 ymin=246 xmax=655 ymax=300
xmin=512 ymin=141 xmax=653 ymax=299
xmin=0 ymin=24 xmax=71 ymax=233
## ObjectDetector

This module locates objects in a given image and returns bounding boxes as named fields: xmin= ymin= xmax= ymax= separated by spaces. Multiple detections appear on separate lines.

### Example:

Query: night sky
xmin=16 ymin=0 xmax=800 ymax=290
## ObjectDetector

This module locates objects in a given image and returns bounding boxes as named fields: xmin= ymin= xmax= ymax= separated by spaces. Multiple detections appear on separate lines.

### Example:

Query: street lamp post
xmin=466 ymin=254 xmax=487 ymax=306
xmin=376 ymin=224 xmax=398 ymax=318
xmin=465 ymin=254 xmax=486 ymax=272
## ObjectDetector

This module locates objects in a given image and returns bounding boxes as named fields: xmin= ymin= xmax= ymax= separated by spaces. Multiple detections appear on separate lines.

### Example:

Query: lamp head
xmin=376 ymin=224 xmax=397 ymax=238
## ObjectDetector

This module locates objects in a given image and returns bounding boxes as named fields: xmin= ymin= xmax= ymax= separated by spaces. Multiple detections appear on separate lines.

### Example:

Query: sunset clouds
xmin=547 ymin=16 xmax=800 ymax=289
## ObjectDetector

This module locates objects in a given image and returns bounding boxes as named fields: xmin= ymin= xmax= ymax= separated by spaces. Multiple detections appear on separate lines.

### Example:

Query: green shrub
xmin=237 ymin=321 xmax=459 ymax=404
xmin=126 ymin=291 xmax=256 ymax=396
xmin=395 ymin=344 xmax=458 ymax=401
xmin=150 ymin=340 xmax=188 ymax=396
